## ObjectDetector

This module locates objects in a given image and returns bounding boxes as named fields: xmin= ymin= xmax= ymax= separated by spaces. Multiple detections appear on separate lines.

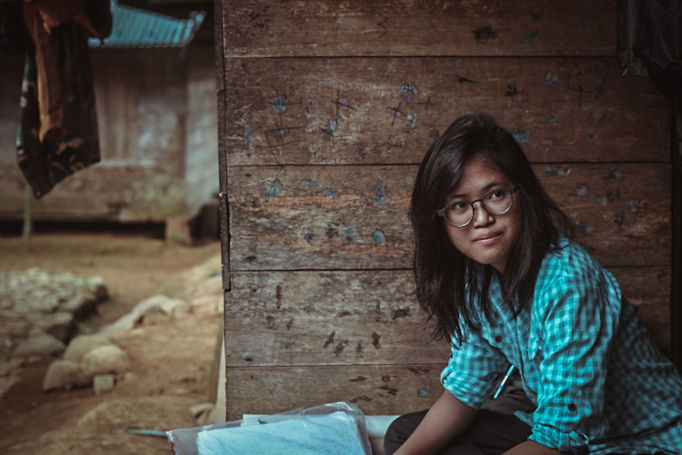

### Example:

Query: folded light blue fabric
xmin=196 ymin=410 xmax=368 ymax=455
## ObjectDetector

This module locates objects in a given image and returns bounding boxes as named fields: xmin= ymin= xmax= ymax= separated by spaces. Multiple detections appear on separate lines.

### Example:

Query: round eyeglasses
xmin=436 ymin=186 xmax=519 ymax=228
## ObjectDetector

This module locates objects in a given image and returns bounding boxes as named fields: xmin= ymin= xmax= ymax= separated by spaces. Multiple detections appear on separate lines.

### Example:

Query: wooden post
xmin=672 ymin=97 xmax=681 ymax=370
xmin=22 ymin=181 xmax=32 ymax=239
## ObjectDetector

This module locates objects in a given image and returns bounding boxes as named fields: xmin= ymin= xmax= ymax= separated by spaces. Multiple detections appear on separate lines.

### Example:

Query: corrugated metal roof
xmin=88 ymin=0 xmax=205 ymax=48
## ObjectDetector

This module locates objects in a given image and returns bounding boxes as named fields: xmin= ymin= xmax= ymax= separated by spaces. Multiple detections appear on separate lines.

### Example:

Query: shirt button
xmin=494 ymin=335 xmax=502 ymax=343
xmin=568 ymin=403 xmax=577 ymax=412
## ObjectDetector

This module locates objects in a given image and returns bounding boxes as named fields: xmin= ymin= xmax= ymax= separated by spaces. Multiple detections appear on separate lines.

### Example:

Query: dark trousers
xmin=383 ymin=408 xmax=532 ymax=455
xmin=384 ymin=374 xmax=534 ymax=455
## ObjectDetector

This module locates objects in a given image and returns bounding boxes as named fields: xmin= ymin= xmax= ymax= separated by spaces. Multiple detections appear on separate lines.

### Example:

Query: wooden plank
xmin=226 ymin=365 xmax=442 ymax=418
xmin=228 ymin=164 xmax=671 ymax=269
xmin=225 ymin=57 xmax=669 ymax=165
xmin=222 ymin=0 xmax=616 ymax=58
xmin=611 ymin=267 xmax=671 ymax=352
xmin=226 ymin=270 xmax=447 ymax=367
xmin=225 ymin=267 xmax=671 ymax=369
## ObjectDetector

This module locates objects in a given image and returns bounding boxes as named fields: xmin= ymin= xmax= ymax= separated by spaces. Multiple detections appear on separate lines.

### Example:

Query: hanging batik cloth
xmin=18 ymin=0 xmax=111 ymax=198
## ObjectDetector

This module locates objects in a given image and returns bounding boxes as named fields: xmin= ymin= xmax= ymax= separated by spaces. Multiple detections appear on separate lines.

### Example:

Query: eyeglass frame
xmin=436 ymin=185 xmax=520 ymax=228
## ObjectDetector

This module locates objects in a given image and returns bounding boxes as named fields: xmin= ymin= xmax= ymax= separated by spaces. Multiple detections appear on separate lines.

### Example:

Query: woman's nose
xmin=471 ymin=201 xmax=494 ymax=227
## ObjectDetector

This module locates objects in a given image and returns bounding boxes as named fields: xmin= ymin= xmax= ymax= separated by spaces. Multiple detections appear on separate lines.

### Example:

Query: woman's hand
xmin=393 ymin=390 xmax=477 ymax=455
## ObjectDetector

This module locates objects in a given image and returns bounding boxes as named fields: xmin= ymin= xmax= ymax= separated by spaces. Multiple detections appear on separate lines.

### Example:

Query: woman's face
xmin=442 ymin=153 xmax=523 ymax=274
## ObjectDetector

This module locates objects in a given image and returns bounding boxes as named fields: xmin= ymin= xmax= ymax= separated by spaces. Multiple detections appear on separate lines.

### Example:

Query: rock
xmin=42 ymin=359 xmax=90 ymax=391
xmin=81 ymin=345 xmax=130 ymax=377
xmin=93 ymin=374 xmax=116 ymax=395
xmin=13 ymin=331 xmax=65 ymax=357
xmin=190 ymin=403 xmax=216 ymax=426
xmin=63 ymin=334 xmax=111 ymax=362
xmin=0 ymin=269 xmax=108 ymax=351
xmin=100 ymin=295 xmax=191 ymax=334
xmin=120 ymin=371 xmax=137 ymax=383
xmin=25 ymin=311 xmax=75 ymax=343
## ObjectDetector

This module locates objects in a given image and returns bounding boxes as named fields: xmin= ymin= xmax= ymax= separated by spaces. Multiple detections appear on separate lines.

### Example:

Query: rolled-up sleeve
xmin=440 ymin=328 xmax=508 ymax=409
xmin=528 ymin=268 xmax=621 ymax=452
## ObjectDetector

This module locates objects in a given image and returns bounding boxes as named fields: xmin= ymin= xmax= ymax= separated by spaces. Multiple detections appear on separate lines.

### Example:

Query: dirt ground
xmin=0 ymin=233 xmax=224 ymax=454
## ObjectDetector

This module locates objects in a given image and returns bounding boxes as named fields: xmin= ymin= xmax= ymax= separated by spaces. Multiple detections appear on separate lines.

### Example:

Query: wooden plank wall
xmin=217 ymin=0 xmax=674 ymax=418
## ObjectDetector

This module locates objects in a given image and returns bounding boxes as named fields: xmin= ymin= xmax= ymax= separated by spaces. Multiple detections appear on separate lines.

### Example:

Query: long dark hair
xmin=410 ymin=113 xmax=573 ymax=344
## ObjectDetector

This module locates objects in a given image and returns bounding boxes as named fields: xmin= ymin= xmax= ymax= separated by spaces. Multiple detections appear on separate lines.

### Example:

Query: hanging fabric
xmin=17 ymin=0 xmax=111 ymax=198
xmin=618 ymin=0 xmax=682 ymax=100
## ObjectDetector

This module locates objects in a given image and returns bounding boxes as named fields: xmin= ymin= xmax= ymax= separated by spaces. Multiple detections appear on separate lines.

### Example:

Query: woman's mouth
xmin=474 ymin=233 xmax=501 ymax=245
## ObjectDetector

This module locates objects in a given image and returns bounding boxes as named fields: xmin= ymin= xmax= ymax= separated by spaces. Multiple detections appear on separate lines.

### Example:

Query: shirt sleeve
xmin=528 ymin=266 xmax=621 ymax=452
xmin=440 ymin=327 xmax=509 ymax=409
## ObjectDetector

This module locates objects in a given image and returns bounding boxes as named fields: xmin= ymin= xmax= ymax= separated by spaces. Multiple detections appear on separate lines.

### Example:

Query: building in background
xmin=0 ymin=0 xmax=217 ymax=238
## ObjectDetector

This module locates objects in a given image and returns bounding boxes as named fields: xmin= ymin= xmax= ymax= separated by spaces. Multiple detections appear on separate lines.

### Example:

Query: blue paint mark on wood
xmin=270 ymin=96 xmax=286 ymax=114
xmin=418 ymin=389 xmax=430 ymax=398
xmin=322 ymin=188 xmax=337 ymax=198
xmin=520 ymin=32 xmax=538 ymax=44
xmin=345 ymin=226 xmax=357 ymax=244
xmin=595 ymin=195 xmax=608 ymax=206
xmin=243 ymin=124 xmax=251 ymax=144
xmin=576 ymin=185 xmax=588 ymax=199
xmin=603 ymin=169 xmax=624 ymax=181
xmin=512 ymin=130 xmax=530 ymax=143
xmin=549 ymin=116 xmax=561 ymax=123
xmin=375 ymin=181 xmax=387 ymax=205
xmin=401 ymin=82 xmax=418 ymax=103
xmin=263 ymin=179 xmax=283 ymax=197
xmin=407 ymin=112 xmax=417 ymax=128
xmin=628 ymin=200 xmax=646 ymax=213
xmin=541 ymin=140 xmax=555 ymax=153
xmin=373 ymin=229 xmax=387 ymax=245
xmin=322 ymin=120 xmax=338 ymax=140
xmin=577 ymin=224 xmax=595 ymax=234
xmin=303 ymin=227 xmax=314 ymax=243
xmin=305 ymin=179 xmax=318 ymax=186
xmin=545 ymin=167 xmax=572 ymax=177
xmin=544 ymin=71 xmax=560 ymax=87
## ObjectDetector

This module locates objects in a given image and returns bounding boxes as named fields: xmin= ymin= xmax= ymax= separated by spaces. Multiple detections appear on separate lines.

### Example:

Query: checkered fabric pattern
xmin=440 ymin=238 xmax=682 ymax=454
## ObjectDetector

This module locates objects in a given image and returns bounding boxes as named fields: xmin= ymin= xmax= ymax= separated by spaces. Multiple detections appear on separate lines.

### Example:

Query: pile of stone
xmin=42 ymin=295 xmax=191 ymax=394
xmin=0 ymin=268 xmax=192 ymax=396
xmin=0 ymin=268 xmax=108 ymax=357
xmin=42 ymin=334 xmax=130 ymax=394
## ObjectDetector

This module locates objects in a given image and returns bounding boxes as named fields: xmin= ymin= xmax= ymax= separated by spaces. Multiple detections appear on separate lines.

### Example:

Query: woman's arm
xmin=503 ymin=440 xmax=562 ymax=455
xmin=394 ymin=390 xmax=477 ymax=455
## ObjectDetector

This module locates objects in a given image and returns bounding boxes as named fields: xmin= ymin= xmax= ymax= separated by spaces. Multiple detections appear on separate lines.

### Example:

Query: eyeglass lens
xmin=446 ymin=189 xmax=513 ymax=227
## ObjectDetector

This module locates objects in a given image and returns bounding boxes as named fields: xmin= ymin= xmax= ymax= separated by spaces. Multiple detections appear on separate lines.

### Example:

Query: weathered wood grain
xmin=228 ymin=164 xmax=671 ymax=270
xmin=226 ymin=364 xmax=442 ymax=418
xmin=613 ymin=267 xmax=672 ymax=351
xmin=222 ymin=0 xmax=616 ymax=58
xmin=225 ymin=267 xmax=671 ymax=369
xmin=224 ymin=57 xmax=669 ymax=165
xmin=226 ymin=270 xmax=447 ymax=367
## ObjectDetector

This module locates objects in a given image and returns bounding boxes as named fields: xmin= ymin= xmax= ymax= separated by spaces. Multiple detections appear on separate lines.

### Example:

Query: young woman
xmin=384 ymin=113 xmax=682 ymax=454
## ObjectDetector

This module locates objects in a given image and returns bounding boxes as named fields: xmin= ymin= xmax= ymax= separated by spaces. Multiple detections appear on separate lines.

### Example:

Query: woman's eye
xmin=489 ymin=189 xmax=505 ymax=200
xmin=450 ymin=201 xmax=468 ymax=211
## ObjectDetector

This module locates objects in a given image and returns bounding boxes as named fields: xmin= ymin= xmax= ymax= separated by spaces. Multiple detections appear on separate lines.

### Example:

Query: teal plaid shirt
xmin=441 ymin=238 xmax=682 ymax=454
